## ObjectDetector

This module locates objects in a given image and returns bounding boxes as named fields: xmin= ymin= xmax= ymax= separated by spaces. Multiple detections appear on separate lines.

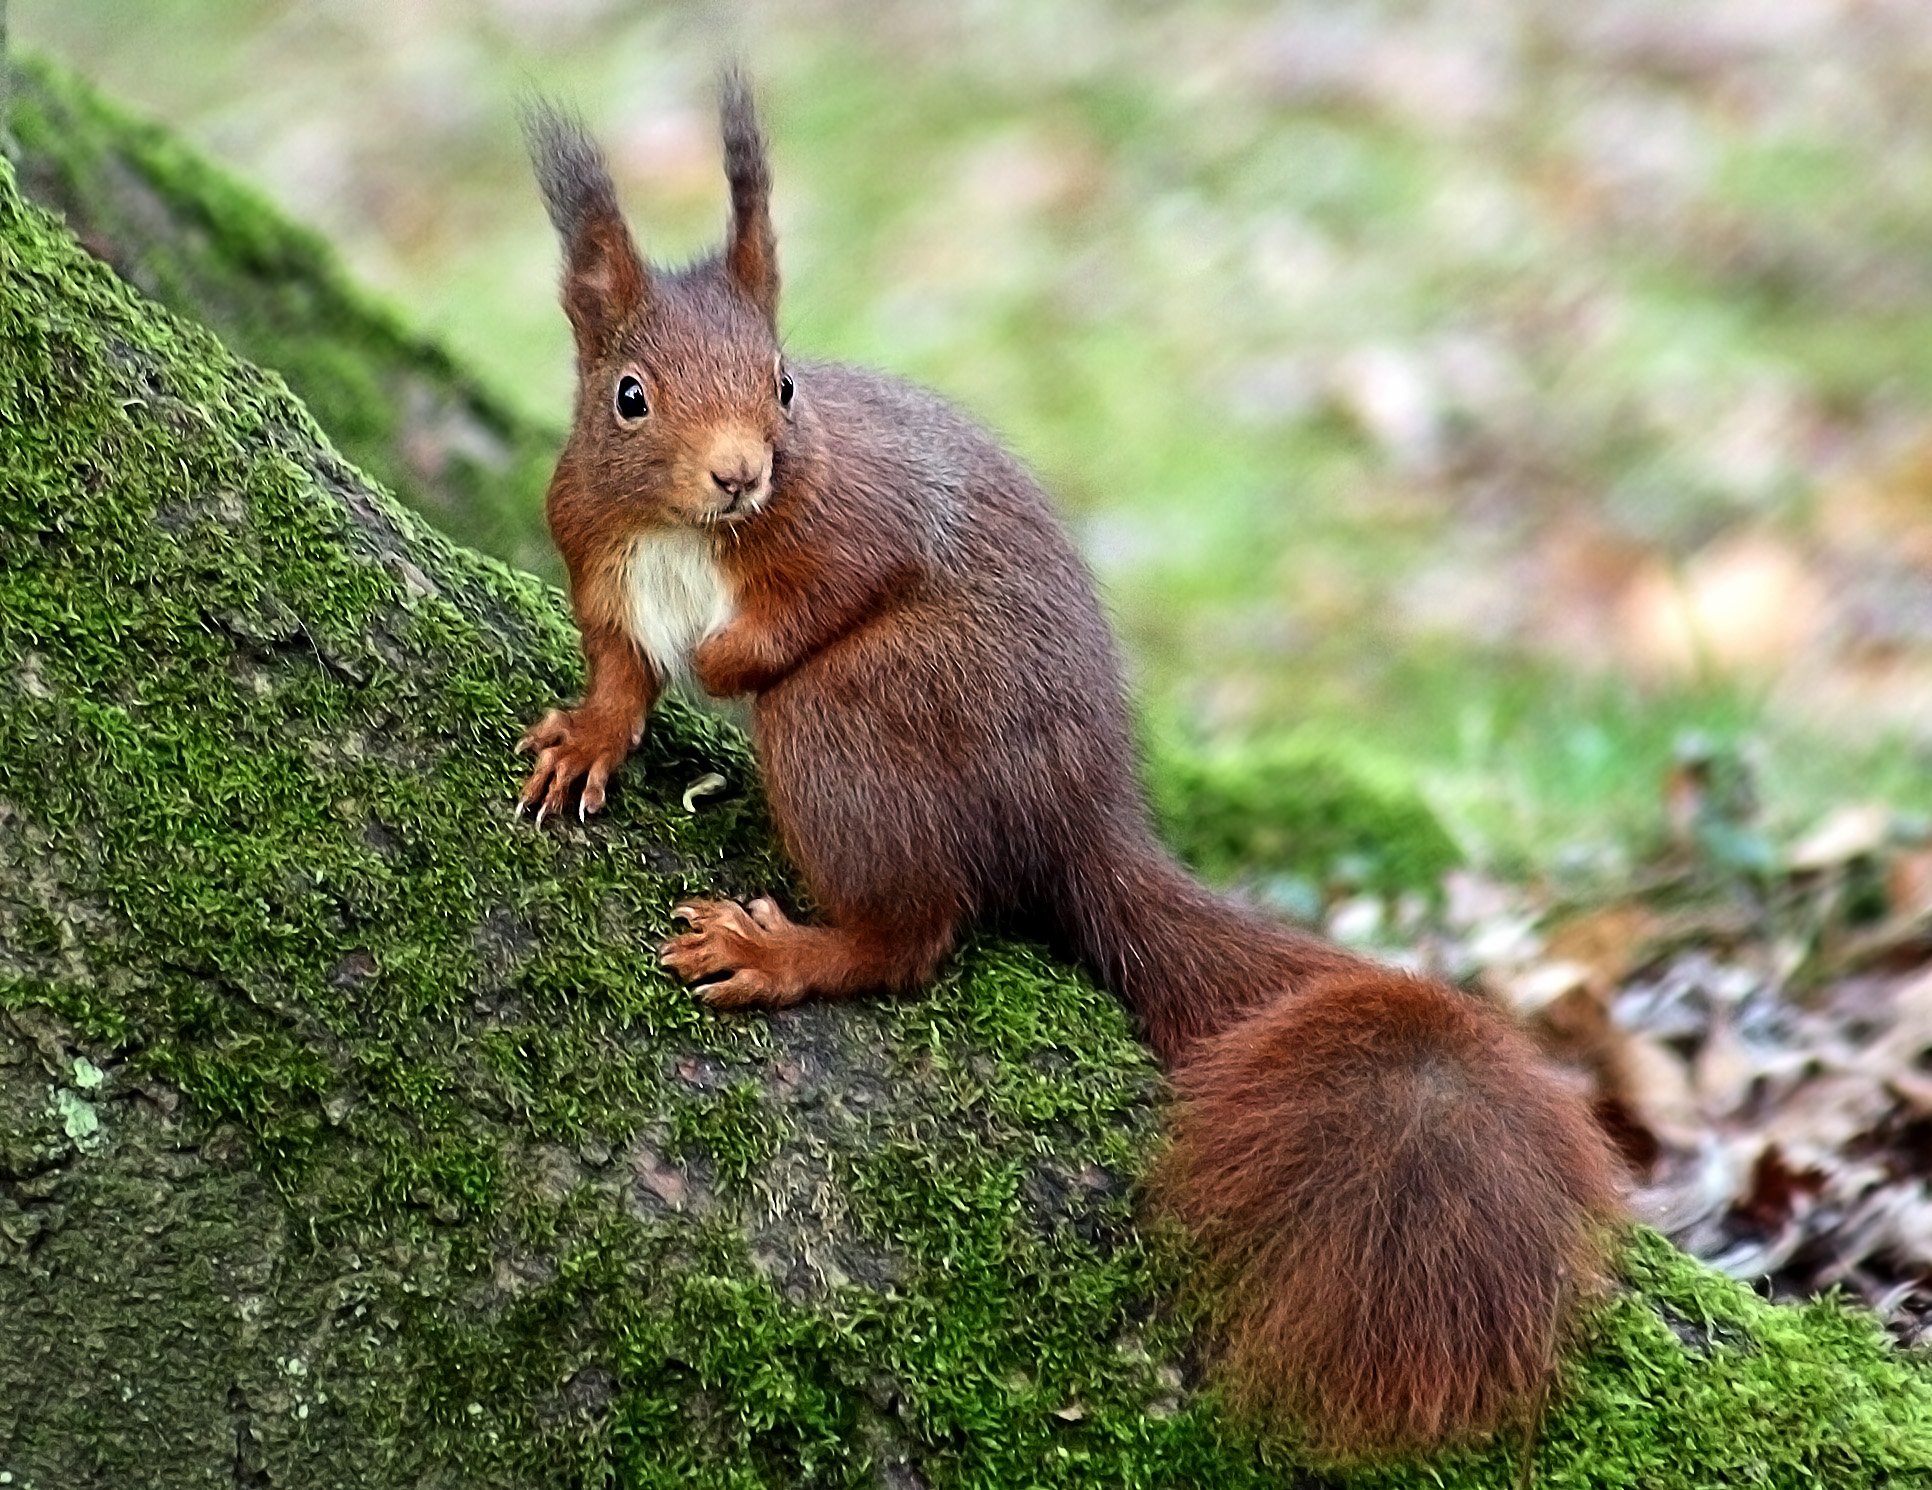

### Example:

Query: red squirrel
xmin=515 ymin=77 xmax=1623 ymax=1457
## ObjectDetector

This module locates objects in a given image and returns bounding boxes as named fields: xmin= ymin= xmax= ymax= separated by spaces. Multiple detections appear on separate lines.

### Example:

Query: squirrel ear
xmin=522 ymin=99 xmax=649 ymax=363
xmin=719 ymin=69 xmax=779 ymax=324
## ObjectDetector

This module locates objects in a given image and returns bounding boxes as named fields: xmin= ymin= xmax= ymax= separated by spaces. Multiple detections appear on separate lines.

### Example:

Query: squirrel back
xmin=519 ymin=76 xmax=1625 ymax=1459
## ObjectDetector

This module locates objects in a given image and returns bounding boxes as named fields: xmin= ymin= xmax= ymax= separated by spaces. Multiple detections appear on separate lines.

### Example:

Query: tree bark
xmin=2 ymin=85 xmax=1931 ymax=1490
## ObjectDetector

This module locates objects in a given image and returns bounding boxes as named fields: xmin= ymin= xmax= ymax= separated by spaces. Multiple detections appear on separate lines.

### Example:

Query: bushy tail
xmin=1160 ymin=970 xmax=1619 ymax=1454
xmin=1061 ymin=845 xmax=1622 ymax=1456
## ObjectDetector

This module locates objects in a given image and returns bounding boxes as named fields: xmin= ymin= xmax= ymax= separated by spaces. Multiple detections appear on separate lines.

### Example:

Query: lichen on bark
xmin=2 ymin=104 xmax=1932 ymax=1490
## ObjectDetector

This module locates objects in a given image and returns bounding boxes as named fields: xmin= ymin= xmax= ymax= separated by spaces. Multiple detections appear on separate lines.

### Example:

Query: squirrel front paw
xmin=516 ymin=707 xmax=637 ymax=824
xmin=691 ymin=625 xmax=777 ymax=698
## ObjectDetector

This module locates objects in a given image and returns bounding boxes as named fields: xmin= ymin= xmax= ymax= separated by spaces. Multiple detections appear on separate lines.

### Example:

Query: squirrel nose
xmin=710 ymin=463 xmax=763 ymax=498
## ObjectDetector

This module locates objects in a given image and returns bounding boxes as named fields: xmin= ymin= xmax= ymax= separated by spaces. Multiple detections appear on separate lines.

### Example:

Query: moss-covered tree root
xmin=3 ymin=50 xmax=561 ymax=575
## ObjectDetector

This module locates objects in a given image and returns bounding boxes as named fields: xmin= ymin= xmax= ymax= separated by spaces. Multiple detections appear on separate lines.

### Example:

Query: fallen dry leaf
xmin=1618 ymin=532 xmax=1831 ymax=679
xmin=1544 ymin=901 xmax=1662 ymax=991
xmin=1889 ymin=848 xmax=1932 ymax=922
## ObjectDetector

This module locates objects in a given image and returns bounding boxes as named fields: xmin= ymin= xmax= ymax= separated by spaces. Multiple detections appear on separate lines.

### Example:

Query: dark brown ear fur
xmin=522 ymin=99 xmax=649 ymax=363
xmin=719 ymin=68 xmax=779 ymax=322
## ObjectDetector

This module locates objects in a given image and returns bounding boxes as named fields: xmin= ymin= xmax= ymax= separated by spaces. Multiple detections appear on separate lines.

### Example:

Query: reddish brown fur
xmin=517 ymin=79 xmax=1625 ymax=1455
xmin=1160 ymin=969 xmax=1619 ymax=1453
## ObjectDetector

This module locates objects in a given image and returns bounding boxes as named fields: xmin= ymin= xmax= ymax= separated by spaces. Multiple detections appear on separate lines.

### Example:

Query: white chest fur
xmin=624 ymin=528 xmax=734 ymax=680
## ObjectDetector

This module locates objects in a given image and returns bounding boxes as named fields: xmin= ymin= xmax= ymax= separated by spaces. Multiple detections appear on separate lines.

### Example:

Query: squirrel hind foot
xmin=663 ymin=902 xmax=958 ymax=1011
xmin=659 ymin=898 xmax=807 ymax=1010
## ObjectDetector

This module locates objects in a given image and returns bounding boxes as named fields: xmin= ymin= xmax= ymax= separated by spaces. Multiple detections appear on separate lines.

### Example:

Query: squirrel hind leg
xmin=660 ymin=898 xmax=957 ymax=1010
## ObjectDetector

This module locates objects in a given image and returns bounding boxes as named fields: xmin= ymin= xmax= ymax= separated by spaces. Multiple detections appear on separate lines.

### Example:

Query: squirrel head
xmin=524 ymin=73 xmax=794 ymax=530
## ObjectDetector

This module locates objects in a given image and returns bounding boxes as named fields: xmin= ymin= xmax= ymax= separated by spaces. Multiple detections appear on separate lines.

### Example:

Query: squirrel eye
xmin=614 ymin=373 xmax=649 ymax=423
xmin=777 ymin=369 xmax=796 ymax=409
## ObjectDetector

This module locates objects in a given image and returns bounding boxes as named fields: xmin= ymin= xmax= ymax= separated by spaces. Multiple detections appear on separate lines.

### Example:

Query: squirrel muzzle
xmin=693 ymin=427 xmax=773 ymax=522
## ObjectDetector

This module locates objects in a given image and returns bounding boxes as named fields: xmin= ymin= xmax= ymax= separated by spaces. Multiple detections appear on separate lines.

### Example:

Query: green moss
xmin=0 ymin=138 xmax=1192 ymax=1487
xmin=1 ymin=149 xmax=1930 ymax=1489
xmin=1348 ymin=1230 xmax=1932 ymax=1490
xmin=4 ymin=50 xmax=561 ymax=576
xmin=0 ymin=1013 xmax=393 ymax=1486
xmin=1152 ymin=734 xmax=1462 ymax=899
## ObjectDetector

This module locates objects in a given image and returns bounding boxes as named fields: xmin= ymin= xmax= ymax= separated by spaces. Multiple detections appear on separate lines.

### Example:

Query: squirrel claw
xmin=514 ymin=710 xmax=626 ymax=828
xmin=659 ymin=899 xmax=797 ymax=1009
xmin=517 ymin=708 xmax=571 ymax=755
xmin=697 ymin=969 xmax=792 ymax=1011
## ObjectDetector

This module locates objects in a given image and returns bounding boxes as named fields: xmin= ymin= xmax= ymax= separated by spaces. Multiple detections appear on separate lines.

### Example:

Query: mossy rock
xmin=4 ymin=50 xmax=561 ymax=576
xmin=1153 ymin=737 xmax=1461 ymax=900
xmin=2 ymin=126 xmax=1932 ymax=1488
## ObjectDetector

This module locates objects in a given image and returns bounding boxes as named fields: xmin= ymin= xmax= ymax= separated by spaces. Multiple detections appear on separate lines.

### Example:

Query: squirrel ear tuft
xmin=522 ymin=98 xmax=649 ymax=363
xmin=718 ymin=69 xmax=779 ymax=324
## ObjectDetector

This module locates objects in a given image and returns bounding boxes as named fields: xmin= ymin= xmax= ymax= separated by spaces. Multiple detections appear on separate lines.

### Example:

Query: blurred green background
xmin=17 ymin=0 xmax=1932 ymax=867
